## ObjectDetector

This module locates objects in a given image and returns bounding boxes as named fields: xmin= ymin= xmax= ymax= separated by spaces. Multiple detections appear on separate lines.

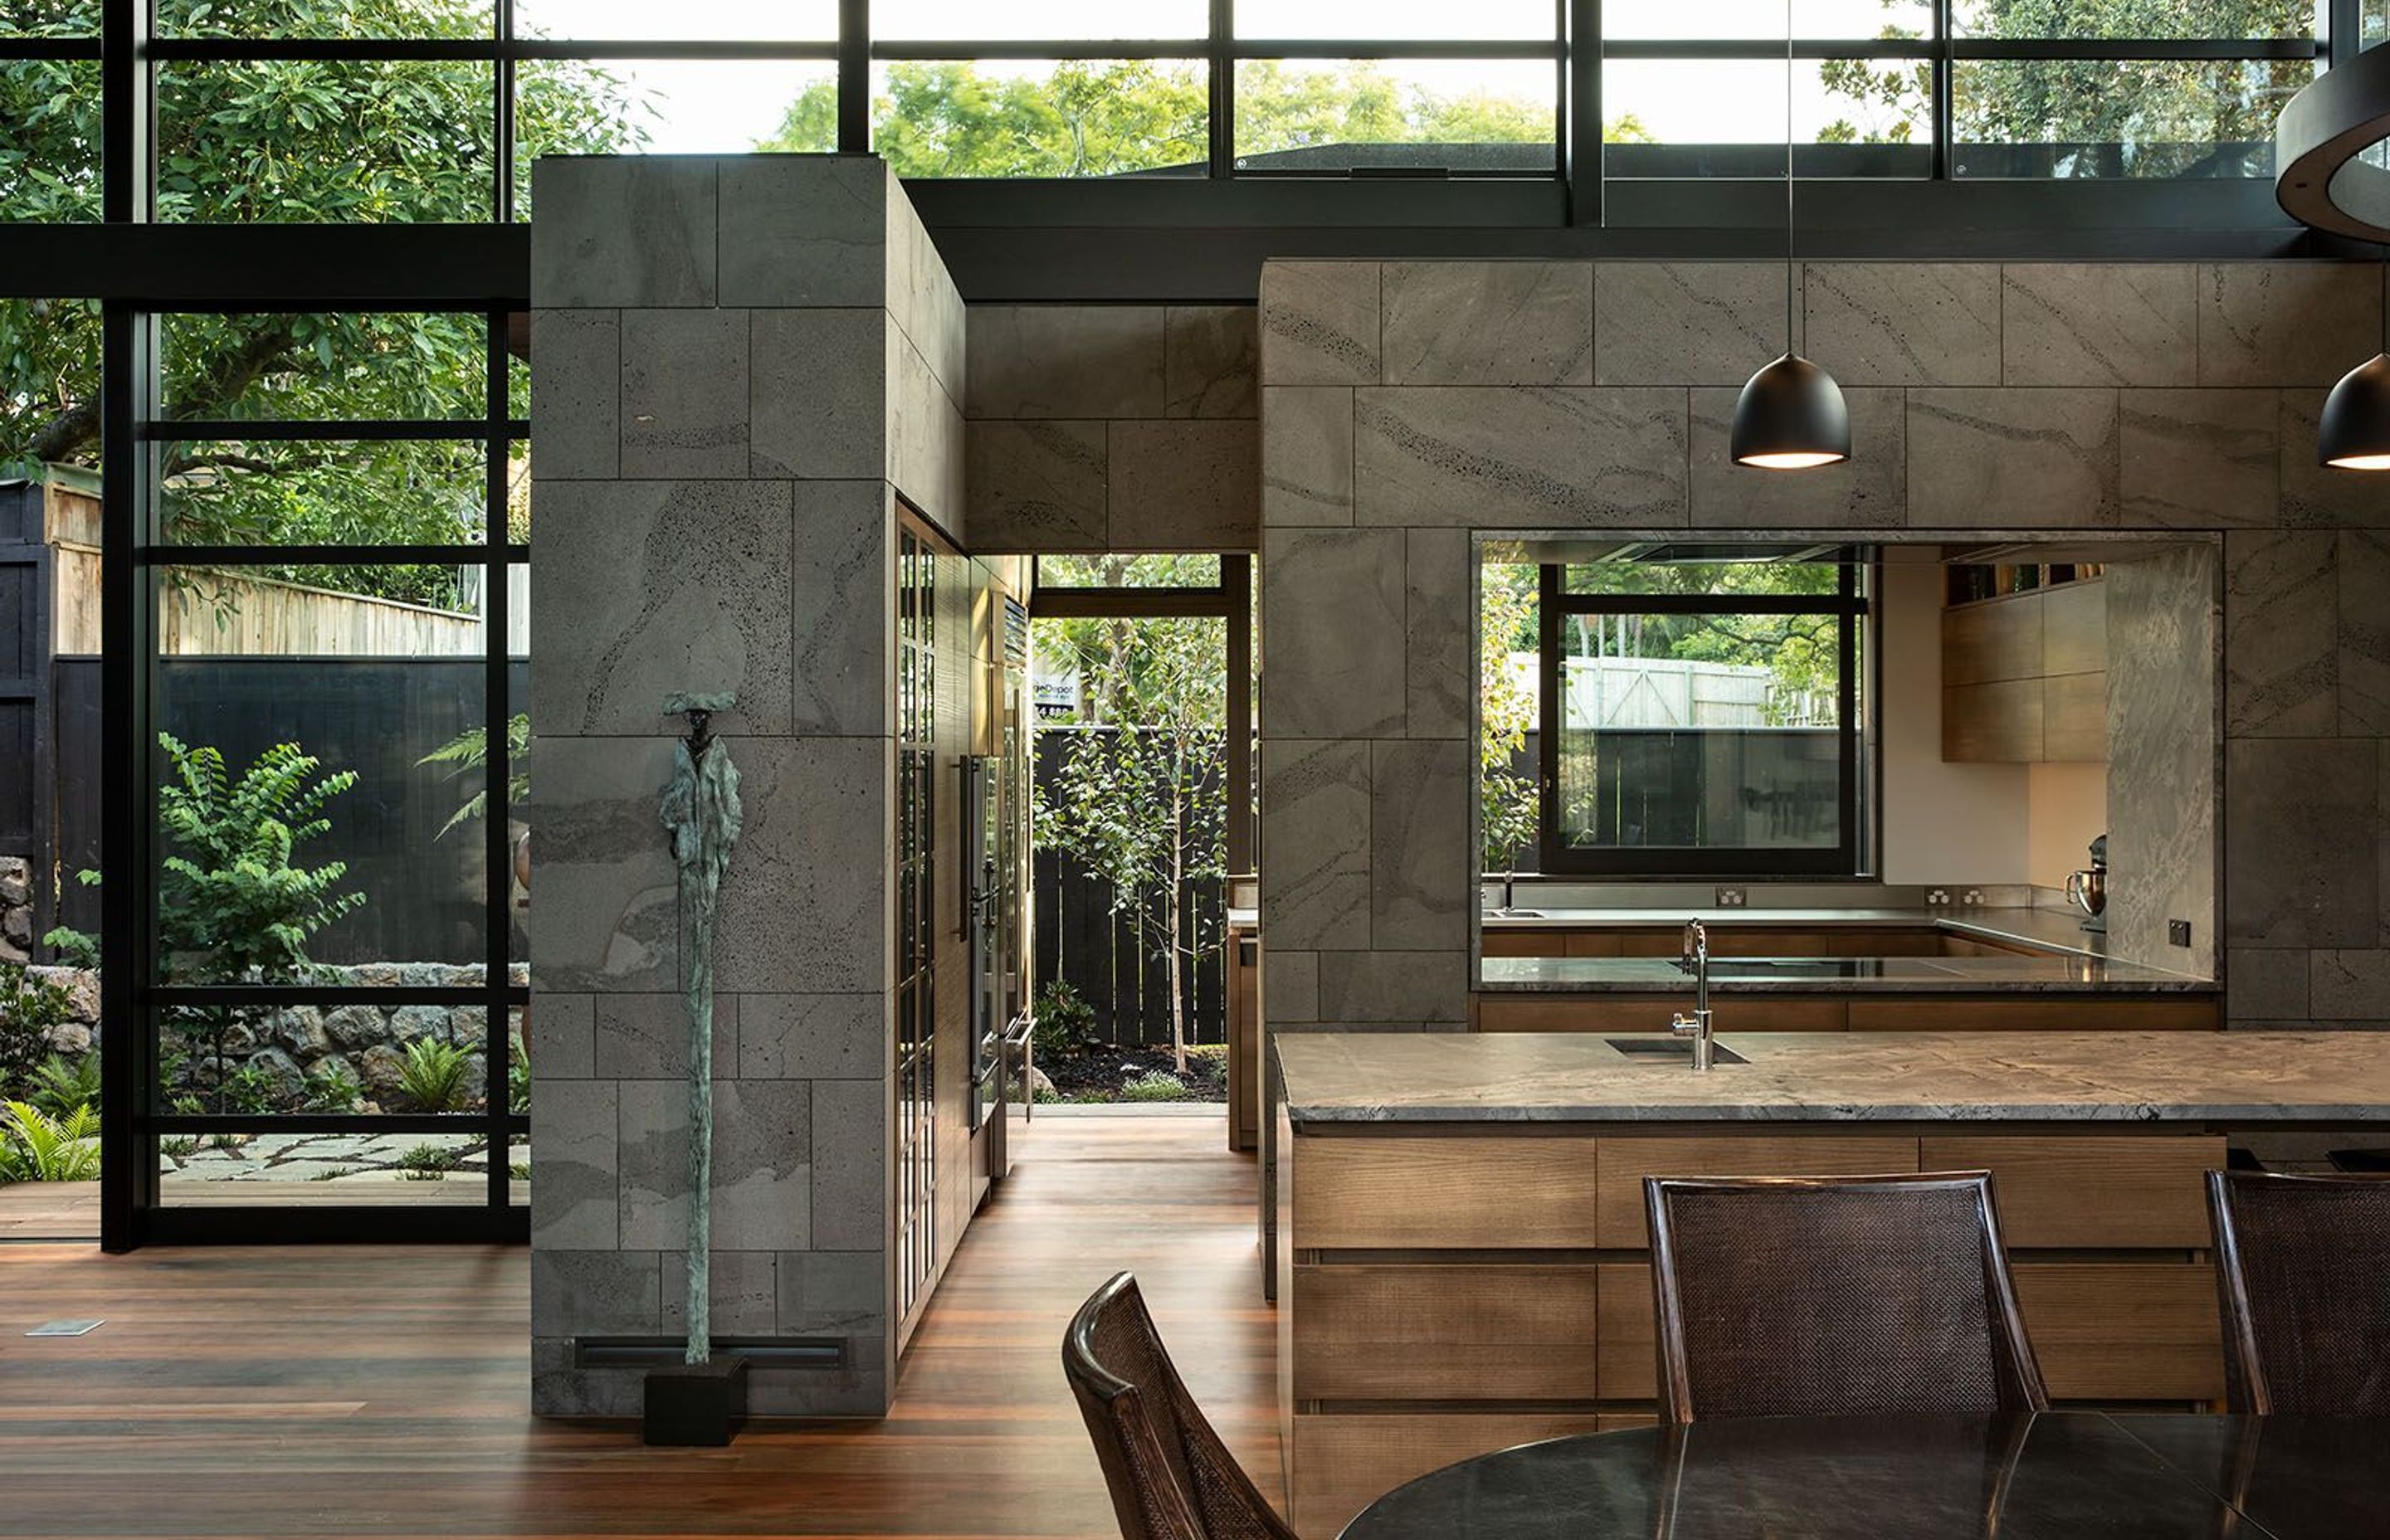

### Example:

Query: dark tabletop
xmin=1336 ymin=1413 xmax=2390 ymax=1540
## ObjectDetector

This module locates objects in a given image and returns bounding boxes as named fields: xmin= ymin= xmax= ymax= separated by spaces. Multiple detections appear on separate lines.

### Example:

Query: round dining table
xmin=1336 ymin=1411 xmax=2389 ymax=1540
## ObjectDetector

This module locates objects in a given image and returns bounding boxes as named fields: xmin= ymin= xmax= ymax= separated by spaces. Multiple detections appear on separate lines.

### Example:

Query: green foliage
xmin=304 ymin=1059 xmax=364 ymax=1114
xmin=1032 ymin=979 xmax=1095 ymax=1059
xmin=0 ymin=964 xmax=79 ymax=1095
xmin=1557 ymin=561 xmax=1846 ymax=724
xmin=507 ymin=1033 xmax=530 ymax=1116
xmin=417 ymin=713 xmax=531 ymax=838
xmin=394 ymin=1141 xmax=461 ymax=1178
xmin=214 ymin=1065 xmax=278 ymax=1116
xmin=1480 ymin=564 xmax=1541 ymax=871
xmin=1119 ymin=1070 xmax=1188 ymax=1103
xmin=28 ymin=1050 xmax=100 ymax=1120
xmin=0 ymin=1099 xmax=100 ymax=1183
xmin=398 ymin=1036 xmax=471 ymax=1113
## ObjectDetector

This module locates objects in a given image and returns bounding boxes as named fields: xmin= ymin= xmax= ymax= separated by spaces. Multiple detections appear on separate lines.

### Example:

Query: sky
xmin=510 ymin=0 xmax=2317 ymax=158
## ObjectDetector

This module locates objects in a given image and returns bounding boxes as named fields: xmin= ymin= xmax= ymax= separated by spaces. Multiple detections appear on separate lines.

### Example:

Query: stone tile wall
xmin=964 ymin=305 xmax=1260 ymax=552
xmin=1256 ymin=259 xmax=2390 ymax=1037
xmin=529 ymin=155 xmax=965 ymax=1417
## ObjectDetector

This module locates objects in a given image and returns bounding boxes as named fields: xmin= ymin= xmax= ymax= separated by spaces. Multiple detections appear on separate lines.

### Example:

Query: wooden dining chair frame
xmin=2205 ymin=1167 xmax=2390 ymax=1416
xmin=1644 ymin=1170 xmax=2050 ymax=1425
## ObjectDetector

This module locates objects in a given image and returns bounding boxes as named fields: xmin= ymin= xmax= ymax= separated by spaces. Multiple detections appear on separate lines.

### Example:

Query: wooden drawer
xmin=1474 ymin=995 xmax=1846 ymax=1033
xmin=1593 ymin=1134 xmax=1919 ymax=1247
xmin=1920 ymin=1134 xmax=2224 ymax=1249
xmin=1482 ymin=928 xmax=1568 ymax=958
xmin=1292 ymin=1134 xmax=1601 ymax=1250
xmin=2013 ymin=1262 xmax=2223 ymax=1403
xmin=1593 ymin=1262 xmax=1658 ymax=1400
xmin=1290 ymin=1265 xmax=1596 ymax=1401
xmin=1944 ymin=679 xmax=2043 ymax=762
xmin=1846 ymin=997 xmax=2220 ymax=1032
xmin=1291 ymin=1413 xmax=1602 ymax=1539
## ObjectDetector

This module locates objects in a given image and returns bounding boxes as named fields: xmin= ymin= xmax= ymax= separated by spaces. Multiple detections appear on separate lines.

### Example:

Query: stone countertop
xmin=1480 ymin=953 xmax=2211 ymax=993
xmin=1275 ymin=1031 xmax=2390 ymax=1126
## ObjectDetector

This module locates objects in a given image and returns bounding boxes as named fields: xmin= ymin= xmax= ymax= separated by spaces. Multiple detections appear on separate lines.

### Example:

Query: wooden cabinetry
xmin=1227 ymin=919 xmax=1260 ymax=1152
xmin=1942 ymin=578 xmax=2106 ymax=763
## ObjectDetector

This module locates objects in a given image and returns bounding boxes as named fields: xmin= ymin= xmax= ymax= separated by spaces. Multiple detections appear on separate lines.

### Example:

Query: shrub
xmin=0 ymin=1100 xmax=100 ymax=1183
xmin=398 ymin=1038 xmax=472 ymax=1112
xmin=395 ymin=1142 xmax=462 ymax=1179
xmin=507 ymin=1033 xmax=530 ymax=1115
xmin=0 ymin=965 xmax=78 ymax=1095
xmin=305 ymin=1060 xmax=364 ymax=1114
xmin=1032 ymin=979 xmax=1095 ymax=1059
xmin=29 ymin=1051 xmax=100 ymax=1119
xmin=1120 ymin=1070 xmax=1187 ymax=1103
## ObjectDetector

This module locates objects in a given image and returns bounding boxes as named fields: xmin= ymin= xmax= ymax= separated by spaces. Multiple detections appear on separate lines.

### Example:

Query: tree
xmin=1034 ymin=556 xmax=1227 ymax=1075
xmin=1 ymin=0 xmax=648 ymax=605
xmin=1480 ymin=563 xmax=1540 ymax=874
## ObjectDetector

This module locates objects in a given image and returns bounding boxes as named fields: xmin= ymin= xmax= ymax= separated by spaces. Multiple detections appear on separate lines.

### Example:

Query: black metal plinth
xmin=643 ymin=1357 xmax=748 ymax=1446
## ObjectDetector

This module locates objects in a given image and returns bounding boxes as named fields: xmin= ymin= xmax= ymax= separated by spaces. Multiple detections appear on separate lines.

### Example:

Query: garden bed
xmin=1037 ymin=1041 xmax=1227 ymax=1104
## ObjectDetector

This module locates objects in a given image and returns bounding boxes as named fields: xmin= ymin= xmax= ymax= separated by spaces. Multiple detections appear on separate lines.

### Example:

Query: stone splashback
xmin=1256 ymin=258 xmax=2390 ymax=1038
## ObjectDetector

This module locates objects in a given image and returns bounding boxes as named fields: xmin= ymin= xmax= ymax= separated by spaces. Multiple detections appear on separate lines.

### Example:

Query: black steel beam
xmin=0 ymin=224 xmax=534 ymax=305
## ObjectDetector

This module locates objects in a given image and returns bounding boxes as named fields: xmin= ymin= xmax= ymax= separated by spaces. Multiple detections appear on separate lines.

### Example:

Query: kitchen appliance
xmin=2066 ymin=833 xmax=2107 ymax=935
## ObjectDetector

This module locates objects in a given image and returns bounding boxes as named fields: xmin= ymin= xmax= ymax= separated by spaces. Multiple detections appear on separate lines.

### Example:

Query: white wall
xmin=1877 ymin=551 xmax=2032 ymax=885
xmin=2027 ymin=762 xmax=2108 ymax=890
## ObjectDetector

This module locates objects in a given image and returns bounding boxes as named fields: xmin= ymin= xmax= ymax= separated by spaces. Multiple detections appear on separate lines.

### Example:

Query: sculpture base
xmin=643 ymin=1357 xmax=748 ymax=1446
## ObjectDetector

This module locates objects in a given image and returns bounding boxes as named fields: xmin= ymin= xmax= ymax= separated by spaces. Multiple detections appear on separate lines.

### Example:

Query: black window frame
xmin=1534 ymin=557 xmax=1867 ymax=880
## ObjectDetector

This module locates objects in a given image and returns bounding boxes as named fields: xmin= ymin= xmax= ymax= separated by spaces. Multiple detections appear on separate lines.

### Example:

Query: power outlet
xmin=1925 ymin=888 xmax=1950 ymax=907
xmin=1714 ymin=886 xmax=1747 ymax=908
xmin=1960 ymin=888 xmax=1984 ymax=907
xmin=2169 ymin=919 xmax=2192 ymax=948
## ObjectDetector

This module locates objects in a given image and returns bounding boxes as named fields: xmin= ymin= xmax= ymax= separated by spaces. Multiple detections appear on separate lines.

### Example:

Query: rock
xmin=447 ymin=1006 xmax=489 ymax=1048
xmin=389 ymin=1004 xmax=454 ymax=1043
xmin=2 ymin=905 xmax=28 ymax=946
xmin=305 ymin=1053 xmax=363 ymax=1109
xmin=44 ymin=1021 xmax=92 ymax=1055
xmin=0 ymin=856 xmax=29 ymax=904
xmin=272 ymin=1006 xmax=329 ymax=1058
xmin=35 ymin=967 xmax=100 ymax=1024
xmin=358 ymin=1043 xmax=410 ymax=1105
xmin=0 ymin=934 xmax=25 ymax=965
xmin=1029 ymin=1067 xmax=1059 ymax=1100
xmin=241 ymin=1047 xmax=307 ymax=1107
xmin=324 ymin=1005 xmax=388 ymax=1050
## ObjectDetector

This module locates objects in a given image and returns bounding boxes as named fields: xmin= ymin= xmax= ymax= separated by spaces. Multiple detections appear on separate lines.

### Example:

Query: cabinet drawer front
xmin=1290 ymin=1265 xmax=1596 ymax=1401
xmin=1593 ymin=1135 xmax=1919 ymax=1248
xmin=2013 ymin=1262 xmax=2224 ymax=1402
xmin=1920 ymin=1135 xmax=2223 ymax=1249
xmin=1474 ymin=996 xmax=1846 ymax=1034
xmin=1593 ymin=1262 xmax=1658 ymax=1400
xmin=1482 ymin=928 xmax=1569 ymax=958
xmin=1294 ymin=1135 xmax=1601 ymax=1249
xmin=1292 ymin=1413 xmax=1602 ymax=1540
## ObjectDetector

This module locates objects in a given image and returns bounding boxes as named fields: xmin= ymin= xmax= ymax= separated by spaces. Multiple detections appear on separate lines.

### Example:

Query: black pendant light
xmin=1733 ymin=0 xmax=1850 ymax=471
xmin=2319 ymin=261 xmax=2390 ymax=470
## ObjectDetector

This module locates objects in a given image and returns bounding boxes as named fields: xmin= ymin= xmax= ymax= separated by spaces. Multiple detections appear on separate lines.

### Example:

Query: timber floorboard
xmin=0 ymin=1114 xmax=1279 ymax=1538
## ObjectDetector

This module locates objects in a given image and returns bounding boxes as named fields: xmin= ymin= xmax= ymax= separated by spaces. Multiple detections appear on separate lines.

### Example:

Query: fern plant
xmin=507 ymin=1032 xmax=530 ymax=1115
xmin=398 ymin=1037 xmax=472 ymax=1113
xmin=417 ymin=713 xmax=530 ymax=838
xmin=0 ymin=1100 xmax=101 ymax=1183
xmin=28 ymin=1051 xmax=100 ymax=1118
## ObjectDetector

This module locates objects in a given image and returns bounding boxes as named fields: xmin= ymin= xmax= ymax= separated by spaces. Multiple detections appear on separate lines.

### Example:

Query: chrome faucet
xmin=1671 ymin=919 xmax=1715 ymax=1071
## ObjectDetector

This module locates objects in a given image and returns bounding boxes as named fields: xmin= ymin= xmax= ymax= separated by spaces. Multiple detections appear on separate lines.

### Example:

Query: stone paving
xmin=159 ymin=1129 xmax=527 ymax=1184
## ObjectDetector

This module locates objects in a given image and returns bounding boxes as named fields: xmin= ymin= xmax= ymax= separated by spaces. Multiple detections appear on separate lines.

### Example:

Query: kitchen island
xmin=1272 ymin=1031 xmax=2390 ymax=1538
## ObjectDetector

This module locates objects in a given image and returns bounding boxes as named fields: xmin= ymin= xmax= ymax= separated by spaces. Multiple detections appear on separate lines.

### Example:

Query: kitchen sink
xmin=1604 ymin=1036 xmax=1748 ymax=1065
xmin=1485 ymin=908 xmax=1545 ymax=919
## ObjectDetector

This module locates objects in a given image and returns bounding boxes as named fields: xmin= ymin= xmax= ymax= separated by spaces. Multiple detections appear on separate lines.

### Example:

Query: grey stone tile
xmin=718 ymin=157 xmax=888 ymax=309
xmin=1316 ymin=949 xmax=1468 ymax=1025
xmin=1689 ymin=385 xmax=1905 ymax=528
xmin=2199 ymin=263 xmax=2382 ymax=387
xmin=532 ymin=1248 xmax=660 ymax=1338
xmin=2382 ymin=748 xmax=2390 ymax=947
xmin=533 ymin=1335 xmax=631 ymax=1417
xmin=2002 ymin=264 xmax=2198 ymax=387
xmin=1165 ymin=306 xmax=1259 ymax=418
xmin=965 ymin=420 xmax=1108 ymax=551
xmin=2226 ymin=948 xmax=2310 ymax=1023
xmin=778 ymin=1250 xmax=887 ymax=1336
xmin=661 ymin=1248 xmax=778 ymax=1335
xmin=1405 ymin=529 xmax=1471 ymax=741
xmin=1802 ymin=263 xmax=2002 ymax=386
xmin=1370 ymin=740 xmax=1471 ymax=952
xmin=2225 ymin=529 xmax=2338 ymax=737
xmin=749 ymin=309 xmax=885 ymax=480
xmin=621 ymin=309 xmax=751 ymax=479
xmin=1261 ymin=386 xmax=1354 ymax=527
xmin=2341 ymin=531 xmax=2390 ymax=735
xmin=594 ymin=992 xmax=735 ymax=1080
xmin=1354 ymin=387 xmax=1688 ymax=528
xmin=2104 ymin=546 xmax=2221 ymax=977
xmin=2225 ymin=738 xmax=2379 ymax=948
xmin=2119 ymin=389 xmax=2279 ymax=528
xmin=532 ymin=158 xmax=715 ymax=309
xmin=1906 ymin=388 xmax=2119 ymax=528
xmin=739 ymin=993 xmax=885 ymax=1080
xmin=2280 ymin=388 xmax=2390 ymax=529
xmin=619 ymin=1078 xmax=811 ymax=1253
xmin=1264 ymin=948 xmax=1320 ymax=1027
xmin=810 ymin=1078 xmax=885 ymax=1252
xmin=531 ymin=479 xmax=796 ymax=736
xmin=965 ymin=305 xmax=1167 ymax=418
xmin=1383 ymin=261 xmax=1593 ymax=386
xmin=791 ymin=480 xmax=890 ymax=737
xmin=1108 ymin=420 xmax=1260 ymax=551
xmin=1259 ymin=739 xmax=1372 ymax=953
xmin=747 ymin=1343 xmax=888 ymax=1416
xmin=885 ymin=324 xmax=966 ymax=537
xmin=528 ymin=735 xmax=679 ymax=993
xmin=885 ymin=187 xmax=965 ymax=400
xmin=529 ymin=1078 xmax=617 ymax=1251
xmin=530 ymin=309 xmax=620 ymax=480
xmin=715 ymin=736 xmax=889 ymax=996
xmin=1260 ymin=261 xmax=1380 ymax=386
xmin=1260 ymin=527 xmax=1406 ymax=738
xmin=1596 ymin=262 xmax=1787 ymax=386
xmin=526 ymin=991 xmax=595 ymax=1079
xmin=2309 ymin=949 xmax=2390 ymax=1021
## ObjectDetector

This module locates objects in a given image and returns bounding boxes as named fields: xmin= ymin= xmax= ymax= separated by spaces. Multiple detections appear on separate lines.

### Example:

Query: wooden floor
xmin=0 ymin=1114 xmax=1280 ymax=1538
xmin=0 ymin=1178 xmax=99 ymax=1240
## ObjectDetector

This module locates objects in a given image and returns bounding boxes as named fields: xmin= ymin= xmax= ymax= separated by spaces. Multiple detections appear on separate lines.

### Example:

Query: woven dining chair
xmin=2206 ymin=1169 xmax=2390 ymax=1415
xmin=1063 ymin=1272 xmax=1298 ymax=1540
xmin=1644 ymin=1172 xmax=2049 ymax=1424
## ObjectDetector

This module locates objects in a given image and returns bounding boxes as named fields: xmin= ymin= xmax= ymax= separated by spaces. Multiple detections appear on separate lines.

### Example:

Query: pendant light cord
xmin=1785 ymin=0 xmax=1796 ymax=353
